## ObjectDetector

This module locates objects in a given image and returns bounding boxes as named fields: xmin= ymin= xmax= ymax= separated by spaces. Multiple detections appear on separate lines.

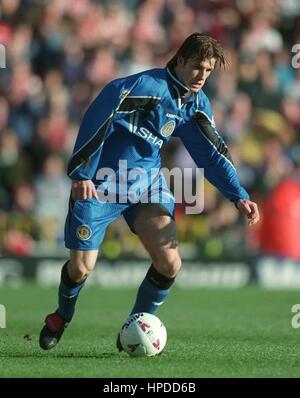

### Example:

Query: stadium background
xmin=0 ymin=0 xmax=300 ymax=288
xmin=1 ymin=0 xmax=300 ymax=379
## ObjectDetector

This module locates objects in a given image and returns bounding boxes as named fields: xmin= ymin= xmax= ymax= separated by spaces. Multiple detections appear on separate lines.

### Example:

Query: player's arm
xmin=67 ymin=78 xmax=145 ymax=199
xmin=67 ymin=83 xmax=121 ymax=181
xmin=174 ymin=117 xmax=260 ymax=226
xmin=68 ymin=74 xmax=161 ymax=189
xmin=67 ymin=83 xmax=121 ymax=200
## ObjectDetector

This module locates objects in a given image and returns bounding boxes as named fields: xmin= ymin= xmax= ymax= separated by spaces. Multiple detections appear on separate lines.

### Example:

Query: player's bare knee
xmin=168 ymin=254 xmax=182 ymax=277
xmin=68 ymin=250 xmax=98 ymax=282
xmin=154 ymin=252 xmax=182 ymax=278
xmin=68 ymin=260 xmax=95 ymax=282
xmin=68 ymin=265 xmax=85 ymax=282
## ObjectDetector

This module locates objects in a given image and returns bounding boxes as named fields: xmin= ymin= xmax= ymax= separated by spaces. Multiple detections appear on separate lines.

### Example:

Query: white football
xmin=120 ymin=312 xmax=167 ymax=357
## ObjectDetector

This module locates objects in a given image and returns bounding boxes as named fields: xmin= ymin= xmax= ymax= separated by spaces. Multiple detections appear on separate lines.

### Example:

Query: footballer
xmin=39 ymin=33 xmax=260 ymax=351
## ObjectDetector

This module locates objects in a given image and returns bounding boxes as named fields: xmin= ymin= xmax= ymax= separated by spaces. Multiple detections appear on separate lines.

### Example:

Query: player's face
xmin=175 ymin=57 xmax=216 ymax=92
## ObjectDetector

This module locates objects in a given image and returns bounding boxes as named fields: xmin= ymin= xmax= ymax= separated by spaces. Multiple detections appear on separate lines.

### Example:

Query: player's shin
xmin=57 ymin=261 xmax=86 ymax=323
xmin=130 ymin=264 xmax=175 ymax=315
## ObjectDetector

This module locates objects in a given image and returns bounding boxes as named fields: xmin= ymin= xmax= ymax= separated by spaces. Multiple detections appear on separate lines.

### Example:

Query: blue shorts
xmin=64 ymin=177 xmax=175 ymax=250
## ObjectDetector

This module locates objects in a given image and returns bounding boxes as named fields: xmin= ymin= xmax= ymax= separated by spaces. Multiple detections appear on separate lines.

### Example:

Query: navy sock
xmin=130 ymin=264 xmax=175 ymax=315
xmin=57 ymin=262 xmax=86 ymax=323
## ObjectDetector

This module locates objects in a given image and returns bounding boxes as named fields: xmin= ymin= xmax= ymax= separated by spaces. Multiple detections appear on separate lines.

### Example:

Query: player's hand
xmin=235 ymin=199 xmax=260 ymax=226
xmin=71 ymin=179 xmax=99 ymax=200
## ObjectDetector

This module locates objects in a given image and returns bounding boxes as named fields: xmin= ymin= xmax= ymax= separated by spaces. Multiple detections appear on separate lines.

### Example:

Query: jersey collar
xmin=166 ymin=66 xmax=190 ymax=97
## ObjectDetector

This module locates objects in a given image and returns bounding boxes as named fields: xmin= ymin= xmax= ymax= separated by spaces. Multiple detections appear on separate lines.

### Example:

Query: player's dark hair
xmin=167 ymin=32 xmax=227 ymax=69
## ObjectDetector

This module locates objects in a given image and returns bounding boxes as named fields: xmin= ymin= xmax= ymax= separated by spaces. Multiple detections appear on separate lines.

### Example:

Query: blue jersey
xmin=67 ymin=67 xmax=249 ymax=203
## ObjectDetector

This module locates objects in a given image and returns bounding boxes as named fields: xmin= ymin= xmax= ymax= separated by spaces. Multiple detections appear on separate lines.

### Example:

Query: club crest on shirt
xmin=76 ymin=225 xmax=92 ymax=240
xmin=160 ymin=120 xmax=176 ymax=137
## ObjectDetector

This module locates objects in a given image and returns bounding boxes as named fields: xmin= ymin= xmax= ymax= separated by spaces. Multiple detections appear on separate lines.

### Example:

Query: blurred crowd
xmin=0 ymin=0 xmax=300 ymax=260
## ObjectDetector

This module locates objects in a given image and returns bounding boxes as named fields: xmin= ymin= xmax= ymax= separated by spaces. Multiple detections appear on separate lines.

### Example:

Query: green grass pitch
xmin=1 ymin=284 xmax=300 ymax=378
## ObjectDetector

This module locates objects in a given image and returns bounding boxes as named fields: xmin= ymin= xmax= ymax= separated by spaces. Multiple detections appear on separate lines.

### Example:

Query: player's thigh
xmin=65 ymin=197 xmax=129 ymax=250
xmin=133 ymin=204 xmax=180 ymax=272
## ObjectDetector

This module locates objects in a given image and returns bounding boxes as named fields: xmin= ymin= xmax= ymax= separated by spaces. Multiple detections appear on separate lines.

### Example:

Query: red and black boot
xmin=39 ymin=312 xmax=67 ymax=350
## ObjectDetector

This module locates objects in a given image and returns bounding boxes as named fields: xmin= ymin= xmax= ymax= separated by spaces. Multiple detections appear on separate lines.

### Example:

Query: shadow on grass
xmin=0 ymin=352 xmax=120 ymax=359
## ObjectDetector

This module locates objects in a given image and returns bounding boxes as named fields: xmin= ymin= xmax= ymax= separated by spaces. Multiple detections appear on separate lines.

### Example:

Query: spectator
xmin=258 ymin=178 xmax=300 ymax=260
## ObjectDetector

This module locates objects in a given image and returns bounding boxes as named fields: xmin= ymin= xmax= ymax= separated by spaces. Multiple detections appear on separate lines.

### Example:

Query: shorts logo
xmin=160 ymin=120 xmax=176 ymax=137
xmin=76 ymin=225 xmax=92 ymax=240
